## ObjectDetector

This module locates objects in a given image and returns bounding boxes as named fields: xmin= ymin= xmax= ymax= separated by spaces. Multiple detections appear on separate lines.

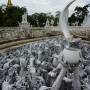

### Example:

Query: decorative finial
xmin=7 ymin=0 xmax=13 ymax=7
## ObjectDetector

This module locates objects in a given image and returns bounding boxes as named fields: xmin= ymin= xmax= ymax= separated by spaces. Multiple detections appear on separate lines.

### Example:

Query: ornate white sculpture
xmin=2 ymin=80 xmax=12 ymax=90
xmin=51 ymin=19 xmax=54 ymax=26
xmin=28 ymin=56 xmax=36 ymax=74
xmin=51 ymin=19 xmax=54 ymax=31
xmin=19 ymin=13 xmax=30 ymax=31
xmin=22 ymin=13 xmax=28 ymax=24
xmin=44 ymin=19 xmax=50 ymax=30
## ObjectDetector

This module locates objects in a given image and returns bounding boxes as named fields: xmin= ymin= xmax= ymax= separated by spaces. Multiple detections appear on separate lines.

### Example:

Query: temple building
xmin=7 ymin=0 xmax=13 ymax=7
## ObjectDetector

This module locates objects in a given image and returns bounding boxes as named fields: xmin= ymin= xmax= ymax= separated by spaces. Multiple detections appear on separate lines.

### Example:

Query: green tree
xmin=29 ymin=13 xmax=39 ymax=27
xmin=68 ymin=4 xmax=90 ymax=26
xmin=0 ymin=5 xmax=27 ymax=27
xmin=0 ymin=4 xmax=56 ymax=27
xmin=28 ymin=13 xmax=55 ymax=27
xmin=38 ymin=13 xmax=47 ymax=27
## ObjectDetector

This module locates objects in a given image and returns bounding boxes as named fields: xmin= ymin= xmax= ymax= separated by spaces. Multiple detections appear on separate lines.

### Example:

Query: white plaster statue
xmin=44 ymin=19 xmax=50 ymax=30
xmin=22 ymin=13 xmax=28 ymax=24
xmin=19 ymin=13 xmax=30 ymax=31
xmin=51 ymin=19 xmax=54 ymax=31
xmin=51 ymin=19 xmax=54 ymax=26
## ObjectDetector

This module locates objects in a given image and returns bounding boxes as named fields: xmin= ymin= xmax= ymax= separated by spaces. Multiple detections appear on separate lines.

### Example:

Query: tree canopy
xmin=0 ymin=4 xmax=90 ymax=27
xmin=0 ymin=5 xmax=59 ymax=27
xmin=0 ymin=5 xmax=27 ymax=27
xmin=68 ymin=4 xmax=90 ymax=26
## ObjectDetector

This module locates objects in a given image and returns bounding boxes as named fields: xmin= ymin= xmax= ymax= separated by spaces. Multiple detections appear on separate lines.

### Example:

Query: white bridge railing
xmin=0 ymin=26 xmax=90 ymax=31
xmin=69 ymin=26 xmax=90 ymax=31
xmin=0 ymin=27 xmax=44 ymax=31
xmin=52 ymin=26 xmax=90 ymax=38
xmin=0 ymin=26 xmax=90 ymax=41
xmin=0 ymin=27 xmax=20 ymax=31
xmin=52 ymin=26 xmax=90 ymax=31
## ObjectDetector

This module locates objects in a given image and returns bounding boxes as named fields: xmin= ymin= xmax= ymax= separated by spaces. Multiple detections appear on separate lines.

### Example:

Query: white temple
xmin=82 ymin=15 xmax=90 ymax=27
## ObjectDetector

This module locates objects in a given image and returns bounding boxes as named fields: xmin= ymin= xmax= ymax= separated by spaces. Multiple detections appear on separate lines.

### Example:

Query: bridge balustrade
xmin=0 ymin=26 xmax=89 ymax=41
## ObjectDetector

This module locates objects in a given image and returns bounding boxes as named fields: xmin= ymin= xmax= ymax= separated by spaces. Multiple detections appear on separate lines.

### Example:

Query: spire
xmin=7 ymin=0 xmax=13 ymax=7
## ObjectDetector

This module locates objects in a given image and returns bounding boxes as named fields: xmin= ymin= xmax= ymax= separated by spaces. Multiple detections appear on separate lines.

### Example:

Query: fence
xmin=0 ymin=26 xmax=90 ymax=41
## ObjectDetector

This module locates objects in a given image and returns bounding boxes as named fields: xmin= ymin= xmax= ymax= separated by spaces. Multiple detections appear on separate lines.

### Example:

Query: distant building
xmin=82 ymin=15 xmax=90 ymax=27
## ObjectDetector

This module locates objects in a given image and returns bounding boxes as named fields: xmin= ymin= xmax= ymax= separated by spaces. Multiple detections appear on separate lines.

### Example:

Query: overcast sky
xmin=0 ymin=0 xmax=90 ymax=15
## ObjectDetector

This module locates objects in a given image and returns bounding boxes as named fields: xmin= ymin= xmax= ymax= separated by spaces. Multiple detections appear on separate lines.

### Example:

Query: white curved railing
xmin=0 ymin=26 xmax=90 ymax=41
xmin=0 ymin=26 xmax=90 ymax=31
